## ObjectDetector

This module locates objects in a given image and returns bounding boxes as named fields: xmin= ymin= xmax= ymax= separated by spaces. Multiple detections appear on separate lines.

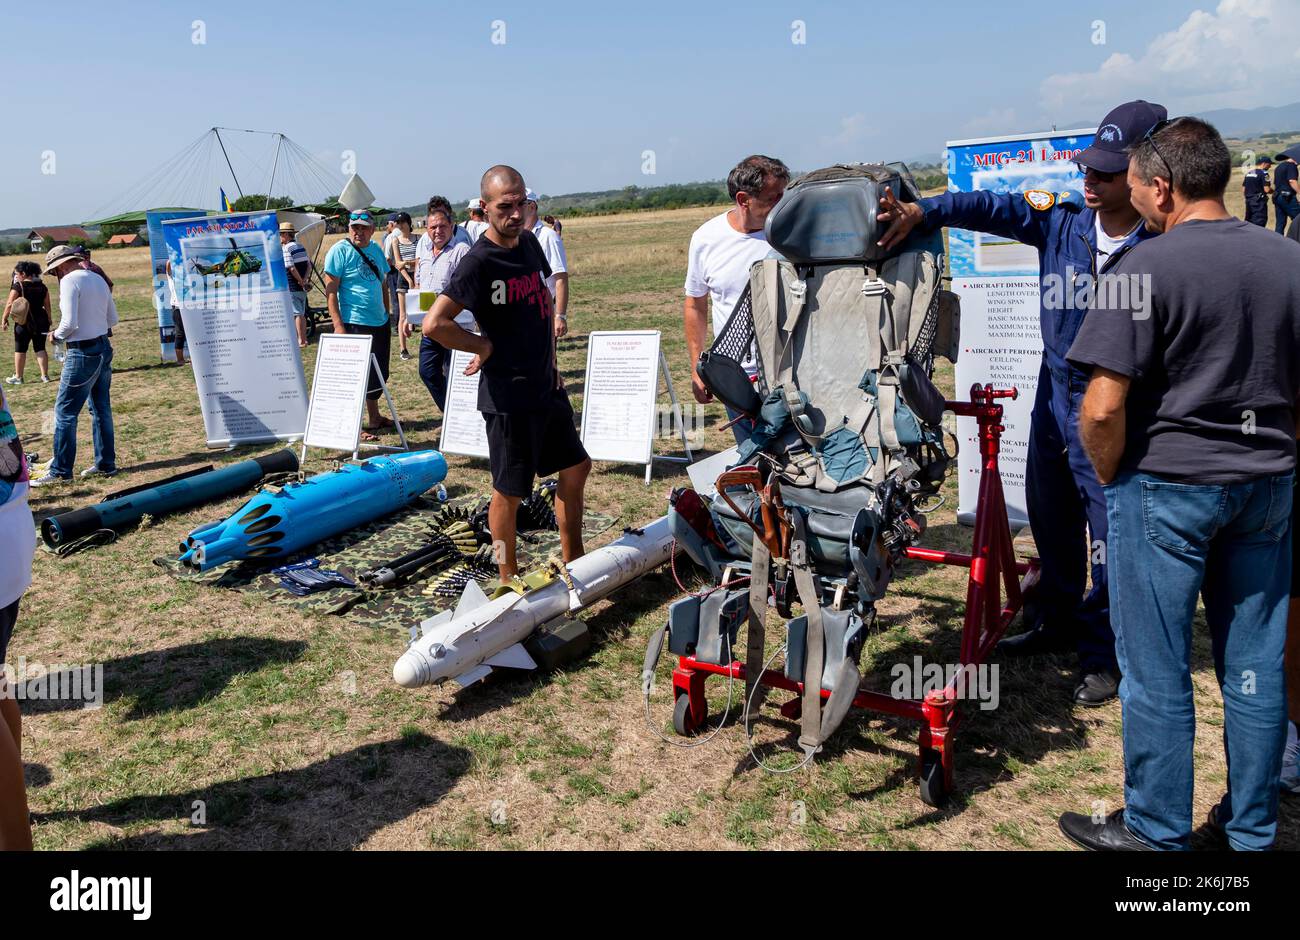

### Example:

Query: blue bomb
xmin=177 ymin=450 xmax=448 ymax=571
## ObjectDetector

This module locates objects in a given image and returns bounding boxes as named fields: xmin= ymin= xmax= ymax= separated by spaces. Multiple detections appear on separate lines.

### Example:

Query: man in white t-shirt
xmin=464 ymin=199 xmax=490 ymax=243
xmin=684 ymin=155 xmax=789 ymax=442
xmin=522 ymin=189 xmax=570 ymax=338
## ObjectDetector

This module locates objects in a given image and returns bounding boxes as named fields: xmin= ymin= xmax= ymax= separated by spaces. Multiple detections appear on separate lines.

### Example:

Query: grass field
xmin=6 ymin=194 xmax=1296 ymax=851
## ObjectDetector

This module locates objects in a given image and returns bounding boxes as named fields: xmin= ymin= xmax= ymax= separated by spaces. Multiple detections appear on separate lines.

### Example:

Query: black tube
xmin=42 ymin=449 xmax=300 ymax=548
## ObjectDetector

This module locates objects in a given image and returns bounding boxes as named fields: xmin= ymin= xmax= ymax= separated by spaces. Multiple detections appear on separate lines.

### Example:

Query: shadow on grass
xmin=598 ymin=456 xmax=696 ymax=484
xmin=391 ymin=416 xmax=444 ymax=438
xmin=112 ymin=361 xmax=188 ymax=375
xmin=25 ymin=490 xmax=96 ymax=515
xmin=43 ymin=733 xmax=469 ymax=850
xmin=19 ymin=637 xmax=307 ymax=720
xmin=718 ymin=577 xmax=1100 ymax=820
xmin=117 ymin=451 xmax=217 ymax=477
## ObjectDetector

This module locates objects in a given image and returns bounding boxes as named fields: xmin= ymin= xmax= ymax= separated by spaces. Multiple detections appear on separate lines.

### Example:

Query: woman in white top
xmin=0 ymin=389 xmax=34 ymax=849
xmin=387 ymin=212 xmax=419 ymax=361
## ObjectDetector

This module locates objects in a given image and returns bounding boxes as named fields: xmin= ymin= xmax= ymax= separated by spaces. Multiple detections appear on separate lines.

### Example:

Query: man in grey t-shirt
xmin=1058 ymin=118 xmax=1300 ymax=852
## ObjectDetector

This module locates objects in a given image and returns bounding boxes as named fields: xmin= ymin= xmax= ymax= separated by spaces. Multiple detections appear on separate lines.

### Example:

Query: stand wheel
xmin=673 ymin=692 xmax=701 ymax=736
xmin=919 ymin=751 xmax=949 ymax=807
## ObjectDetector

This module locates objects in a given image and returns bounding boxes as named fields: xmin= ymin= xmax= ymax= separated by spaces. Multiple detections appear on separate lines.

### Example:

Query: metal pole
xmin=213 ymin=127 xmax=244 ymax=199
xmin=265 ymin=134 xmax=284 ymax=209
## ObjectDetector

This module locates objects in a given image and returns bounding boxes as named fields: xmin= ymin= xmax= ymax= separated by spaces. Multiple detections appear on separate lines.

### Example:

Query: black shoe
xmin=1073 ymin=669 xmax=1120 ymax=706
xmin=1197 ymin=801 xmax=1237 ymax=849
xmin=1059 ymin=808 xmax=1156 ymax=851
xmin=996 ymin=625 xmax=1074 ymax=658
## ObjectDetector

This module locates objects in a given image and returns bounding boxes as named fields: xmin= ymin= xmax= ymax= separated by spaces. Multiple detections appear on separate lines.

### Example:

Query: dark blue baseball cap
xmin=1076 ymin=99 xmax=1168 ymax=174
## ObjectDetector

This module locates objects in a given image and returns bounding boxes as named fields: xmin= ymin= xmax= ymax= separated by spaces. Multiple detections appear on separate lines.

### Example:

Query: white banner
xmin=952 ymin=277 xmax=1040 ymax=527
xmin=440 ymin=347 xmax=490 ymax=459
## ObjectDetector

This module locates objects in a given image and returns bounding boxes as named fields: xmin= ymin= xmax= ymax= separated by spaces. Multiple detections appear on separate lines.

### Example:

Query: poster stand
xmin=645 ymin=350 xmax=693 ymax=485
xmin=578 ymin=330 xmax=693 ymax=486
xmin=439 ymin=344 xmax=491 ymax=459
xmin=299 ymin=334 xmax=407 ymax=468
xmin=359 ymin=354 xmax=409 ymax=457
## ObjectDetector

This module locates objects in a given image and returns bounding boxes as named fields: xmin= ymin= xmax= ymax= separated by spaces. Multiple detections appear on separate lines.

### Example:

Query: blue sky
xmin=3 ymin=0 xmax=1293 ymax=228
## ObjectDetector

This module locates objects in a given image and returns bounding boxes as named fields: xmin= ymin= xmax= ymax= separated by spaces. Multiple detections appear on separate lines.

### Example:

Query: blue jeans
xmin=419 ymin=335 xmax=449 ymax=412
xmin=50 ymin=336 xmax=115 ymax=478
xmin=1106 ymin=469 xmax=1292 ymax=850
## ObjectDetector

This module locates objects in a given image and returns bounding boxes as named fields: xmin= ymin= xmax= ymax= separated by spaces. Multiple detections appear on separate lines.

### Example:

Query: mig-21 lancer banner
xmin=162 ymin=210 xmax=308 ymax=448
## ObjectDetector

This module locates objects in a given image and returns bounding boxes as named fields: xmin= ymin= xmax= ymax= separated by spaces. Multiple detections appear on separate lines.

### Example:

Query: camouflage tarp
xmin=153 ymin=491 xmax=618 ymax=633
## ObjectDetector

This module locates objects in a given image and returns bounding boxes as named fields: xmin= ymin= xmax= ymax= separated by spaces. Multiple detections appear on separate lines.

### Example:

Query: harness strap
xmin=790 ymin=511 xmax=824 ymax=758
xmin=744 ymin=537 xmax=771 ymax=715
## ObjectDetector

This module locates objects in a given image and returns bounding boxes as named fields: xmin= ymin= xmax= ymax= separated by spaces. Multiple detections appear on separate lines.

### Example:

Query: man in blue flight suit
xmin=1242 ymin=156 xmax=1272 ymax=227
xmin=877 ymin=100 xmax=1167 ymax=705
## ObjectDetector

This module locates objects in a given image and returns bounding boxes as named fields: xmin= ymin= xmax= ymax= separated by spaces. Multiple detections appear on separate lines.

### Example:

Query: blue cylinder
xmin=178 ymin=450 xmax=448 ymax=570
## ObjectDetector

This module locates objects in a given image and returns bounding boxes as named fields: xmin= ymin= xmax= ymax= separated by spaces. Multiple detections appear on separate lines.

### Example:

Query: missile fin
xmin=484 ymin=643 xmax=538 ymax=671
xmin=417 ymin=609 xmax=455 ymax=639
xmin=453 ymin=580 xmax=492 ymax=619
xmin=452 ymin=665 xmax=492 ymax=687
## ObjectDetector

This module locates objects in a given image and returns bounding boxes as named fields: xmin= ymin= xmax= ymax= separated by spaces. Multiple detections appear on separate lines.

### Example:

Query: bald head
xmin=479 ymin=164 xmax=528 ymax=245
xmin=481 ymin=165 xmax=525 ymax=201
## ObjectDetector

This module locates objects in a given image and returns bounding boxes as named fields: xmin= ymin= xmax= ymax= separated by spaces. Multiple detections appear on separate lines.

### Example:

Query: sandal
xmin=360 ymin=430 xmax=379 ymax=442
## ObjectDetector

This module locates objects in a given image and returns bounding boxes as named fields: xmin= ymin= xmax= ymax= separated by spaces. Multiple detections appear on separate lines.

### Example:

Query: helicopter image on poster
xmin=188 ymin=237 xmax=264 ymax=277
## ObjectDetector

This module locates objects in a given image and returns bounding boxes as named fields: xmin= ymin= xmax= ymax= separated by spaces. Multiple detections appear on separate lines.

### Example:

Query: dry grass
xmin=6 ymin=200 xmax=1295 ymax=851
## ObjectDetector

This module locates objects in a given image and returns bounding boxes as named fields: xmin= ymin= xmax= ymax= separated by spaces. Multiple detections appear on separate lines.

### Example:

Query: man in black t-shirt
xmin=424 ymin=165 xmax=591 ymax=582
xmin=1058 ymin=118 xmax=1300 ymax=853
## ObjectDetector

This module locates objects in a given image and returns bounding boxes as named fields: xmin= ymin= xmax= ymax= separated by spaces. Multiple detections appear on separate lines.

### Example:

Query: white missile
xmin=393 ymin=516 xmax=679 ymax=689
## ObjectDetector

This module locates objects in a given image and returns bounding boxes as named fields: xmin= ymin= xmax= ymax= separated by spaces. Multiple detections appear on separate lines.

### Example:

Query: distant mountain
xmin=1064 ymin=102 xmax=1300 ymax=141
xmin=1197 ymin=103 xmax=1300 ymax=140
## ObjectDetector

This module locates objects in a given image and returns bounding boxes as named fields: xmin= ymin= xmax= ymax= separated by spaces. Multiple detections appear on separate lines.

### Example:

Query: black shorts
xmin=343 ymin=322 xmax=391 ymax=400
xmin=0 ymin=598 xmax=17 ymax=665
xmin=171 ymin=307 xmax=185 ymax=348
xmin=14 ymin=323 xmax=45 ymax=354
xmin=484 ymin=390 xmax=589 ymax=498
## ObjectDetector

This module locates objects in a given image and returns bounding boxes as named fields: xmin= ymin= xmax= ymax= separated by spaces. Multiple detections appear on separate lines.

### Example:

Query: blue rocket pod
xmin=177 ymin=450 xmax=448 ymax=571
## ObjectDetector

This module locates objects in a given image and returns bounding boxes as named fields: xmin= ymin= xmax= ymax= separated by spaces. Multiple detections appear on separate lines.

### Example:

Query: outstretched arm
xmin=877 ymin=186 xmax=1052 ymax=252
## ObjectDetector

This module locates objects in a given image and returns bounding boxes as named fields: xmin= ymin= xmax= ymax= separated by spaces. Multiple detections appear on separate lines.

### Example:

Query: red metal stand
xmin=671 ymin=384 xmax=1040 ymax=805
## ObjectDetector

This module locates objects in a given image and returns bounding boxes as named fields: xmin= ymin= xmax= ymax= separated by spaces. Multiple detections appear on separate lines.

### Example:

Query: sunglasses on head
xmin=349 ymin=212 xmax=373 ymax=223
xmin=1141 ymin=118 xmax=1183 ymax=189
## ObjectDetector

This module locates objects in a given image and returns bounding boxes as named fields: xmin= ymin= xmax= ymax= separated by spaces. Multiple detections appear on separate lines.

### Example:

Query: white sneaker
xmin=40 ymin=375 xmax=50 ymax=383
xmin=29 ymin=471 xmax=70 ymax=487
xmin=4 ymin=376 xmax=21 ymax=385
xmin=80 ymin=465 xmax=119 ymax=479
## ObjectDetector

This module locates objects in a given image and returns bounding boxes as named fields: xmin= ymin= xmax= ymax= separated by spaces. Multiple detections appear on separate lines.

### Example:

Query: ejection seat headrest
xmin=763 ymin=163 xmax=922 ymax=266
